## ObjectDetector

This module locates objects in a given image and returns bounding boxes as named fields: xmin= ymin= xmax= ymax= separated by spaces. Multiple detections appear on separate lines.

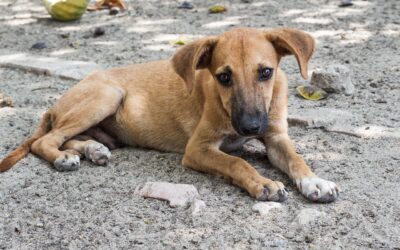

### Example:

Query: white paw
xmin=54 ymin=154 xmax=80 ymax=171
xmin=84 ymin=143 xmax=111 ymax=165
xmin=296 ymin=177 xmax=339 ymax=203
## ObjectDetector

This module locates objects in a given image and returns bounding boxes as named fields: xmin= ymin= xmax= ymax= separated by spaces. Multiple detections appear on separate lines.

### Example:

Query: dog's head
xmin=171 ymin=28 xmax=315 ymax=136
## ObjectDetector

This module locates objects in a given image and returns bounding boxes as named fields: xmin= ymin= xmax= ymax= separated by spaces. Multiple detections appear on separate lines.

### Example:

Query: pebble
xmin=252 ymin=202 xmax=282 ymax=216
xmin=59 ymin=33 xmax=70 ymax=39
xmin=109 ymin=7 xmax=119 ymax=15
xmin=93 ymin=27 xmax=105 ymax=38
xmin=369 ymin=82 xmax=378 ymax=88
xmin=0 ymin=92 xmax=13 ymax=108
xmin=178 ymin=1 xmax=194 ymax=9
xmin=310 ymin=64 xmax=354 ymax=95
xmin=35 ymin=222 xmax=44 ymax=228
xmin=339 ymin=0 xmax=353 ymax=7
xmin=31 ymin=42 xmax=46 ymax=50
xmin=304 ymin=234 xmax=314 ymax=243
xmin=190 ymin=199 xmax=206 ymax=216
xmin=374 ymin=98 xmax=387 ymax=104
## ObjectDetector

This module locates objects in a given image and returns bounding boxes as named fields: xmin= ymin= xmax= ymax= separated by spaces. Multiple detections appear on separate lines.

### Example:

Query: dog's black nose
xmin=240 ymin=119 xmax=262 ymax=135
xmin=231 ymin=109 xmax=268 ymax=137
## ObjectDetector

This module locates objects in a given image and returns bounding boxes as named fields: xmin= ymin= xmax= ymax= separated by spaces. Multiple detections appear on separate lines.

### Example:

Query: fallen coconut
xmin=43 ymin=0 xmax=89 ymax=22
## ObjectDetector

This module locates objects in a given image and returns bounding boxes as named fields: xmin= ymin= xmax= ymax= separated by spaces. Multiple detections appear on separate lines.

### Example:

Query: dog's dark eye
xmin=216 ymin=73 xmax=232 ymax=86
xmin=259 ymin=67 xmax=273 ymax=81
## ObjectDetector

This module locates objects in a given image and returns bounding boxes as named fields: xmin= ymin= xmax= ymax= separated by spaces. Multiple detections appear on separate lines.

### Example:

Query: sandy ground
xmin=0 ymin=0 xmax=399 ymax=249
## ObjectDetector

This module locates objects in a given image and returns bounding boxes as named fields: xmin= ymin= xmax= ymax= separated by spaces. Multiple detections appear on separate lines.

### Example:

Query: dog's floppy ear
xmin=171 ymin=37 xmax=218 ymax=93
xmin=265 ymin=28 xmax=315 ymax=79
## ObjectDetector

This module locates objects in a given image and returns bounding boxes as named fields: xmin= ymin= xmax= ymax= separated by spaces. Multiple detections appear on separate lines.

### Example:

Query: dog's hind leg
xmin=61 ymin=137 xmax=111 ymax=166
xmin=31 ymin=85 xmax=124 ymax=171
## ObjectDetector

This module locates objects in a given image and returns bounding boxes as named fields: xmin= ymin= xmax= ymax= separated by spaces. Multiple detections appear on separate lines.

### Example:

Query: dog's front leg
xmin=263 ymin=132 xmax=339 ymax=202
xmin=264 ymin=69 xmax=339 ymax=202
xmin=183 ymin=124 xmax=288 ymax=202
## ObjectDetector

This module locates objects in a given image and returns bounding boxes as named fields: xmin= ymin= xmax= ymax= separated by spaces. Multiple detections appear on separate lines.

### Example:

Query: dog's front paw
xmin=256 ymin=180 xmax=288 ymax=202
xmin=54 ymin=153 xmax=80 ymax=171
xmin=84 ymin=143 xmax=111 ymax=165
xmin=297 ymin=177 xmax=339 ymax=203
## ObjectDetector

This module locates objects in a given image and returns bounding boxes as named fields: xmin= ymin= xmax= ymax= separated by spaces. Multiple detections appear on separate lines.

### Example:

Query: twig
xmin=31 ymin=86 xmax=58 ymax=91
xmin=325 ymin=128 xmax=362 ymax=138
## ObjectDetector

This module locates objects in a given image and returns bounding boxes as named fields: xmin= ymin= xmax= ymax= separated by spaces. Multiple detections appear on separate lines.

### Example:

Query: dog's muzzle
xmin=232 ymin=111 xmax=268 ymax=136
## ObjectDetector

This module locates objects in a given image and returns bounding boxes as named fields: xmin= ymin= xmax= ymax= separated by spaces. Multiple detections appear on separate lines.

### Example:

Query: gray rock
xmin=31 ymin=42 xmax=47 ymax=50
xmin=178 ymin=1 xmax=194 ymax=9
xmin=289 ymin=108 xmax=400 ymax=138
xmin=0 ymin=52 xmax=102 ymax=81
xmin=310 ymin=64 xmax=354 ymax=95
xmin=288 ymin=108 xmax=353 ymax=129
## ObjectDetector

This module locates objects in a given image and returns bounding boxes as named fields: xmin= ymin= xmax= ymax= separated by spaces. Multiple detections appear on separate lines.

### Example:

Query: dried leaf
xmin=209 ymin=5 xmax=227 ymax=13
xmin=296 ymin=85 xmax=328 ymax=101
xmin=170 ymin=37 xmax=191 ymax=46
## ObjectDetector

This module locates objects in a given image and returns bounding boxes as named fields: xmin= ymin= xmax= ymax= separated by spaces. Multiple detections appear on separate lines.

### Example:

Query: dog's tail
xmin=0 ymin=112 xmax=52 ymax=172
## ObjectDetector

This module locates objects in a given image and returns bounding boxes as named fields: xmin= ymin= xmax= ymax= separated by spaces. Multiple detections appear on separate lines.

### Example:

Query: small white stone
xmin=35 ymin=222 xmax=44 ymax=228
xmin=190 ymin=199 xmax=206 ymax=216
xmin=135 ymin=182 xmax=199 ymax=207
xmin=252 ymin=202 xmax=282 ymax=216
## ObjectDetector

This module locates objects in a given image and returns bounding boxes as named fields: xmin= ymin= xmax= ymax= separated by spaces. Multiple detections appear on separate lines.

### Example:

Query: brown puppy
xmin=0 ymin=28 xmax=339 ymax=202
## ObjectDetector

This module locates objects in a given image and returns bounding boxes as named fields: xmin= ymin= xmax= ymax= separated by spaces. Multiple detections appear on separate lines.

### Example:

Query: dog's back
xmin=66 ymin=60 xmax=206 ymax=153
